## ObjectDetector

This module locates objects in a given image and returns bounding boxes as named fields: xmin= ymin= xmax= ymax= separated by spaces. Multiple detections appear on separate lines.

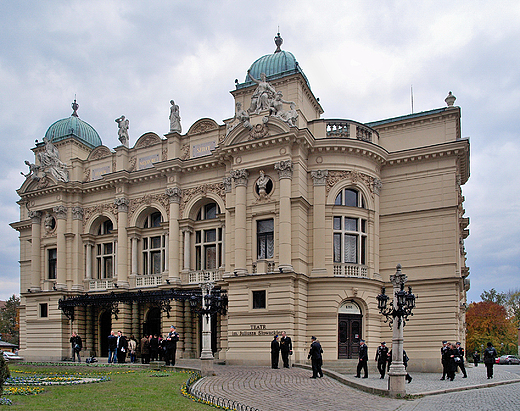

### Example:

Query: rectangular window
xmin=143 ymin=235 xmax=165 ymax=275
xmin=97 ymin=242 xmax=114 ymax=279
xmin=39 ymin=303 xmax=48 ymax=318
xmin=48 ymin=248 xmax=57 ymax=280
xmin=257 ymin=219 xmax=274 ymax=259
xmin=333 ymin=233 xmax=341 ymax=263
xmin=344 ymin=234 xmax=357 ymax=263
xmin=252 ymin=290 xmax=266 ymax=309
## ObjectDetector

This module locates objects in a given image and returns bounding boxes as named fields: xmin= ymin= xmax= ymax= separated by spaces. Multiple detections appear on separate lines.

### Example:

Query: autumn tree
xmin=0 ymin=295 xmax=20 ymax=345
xmin=466 ymin=301 xmax=517 ymax=356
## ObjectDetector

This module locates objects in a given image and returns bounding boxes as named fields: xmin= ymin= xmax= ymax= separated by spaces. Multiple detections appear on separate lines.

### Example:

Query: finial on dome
xmin=274 ymin=32 xmax=283 ymax=53
xmin=71 ymin=99 xmax=79 ymax=117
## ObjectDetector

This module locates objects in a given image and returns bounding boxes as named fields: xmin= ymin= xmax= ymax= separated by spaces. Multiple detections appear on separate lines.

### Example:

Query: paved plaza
xmin=188 ymin=362 xmax=520 ymax=411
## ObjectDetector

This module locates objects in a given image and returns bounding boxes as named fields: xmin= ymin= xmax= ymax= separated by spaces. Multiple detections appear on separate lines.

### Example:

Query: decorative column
xmin=132 ymin=301 xmax=139 ymax=339
xmin=71 ymin=207 xmax=84 ymax=291
xmin=85 ymin=242 xmax=94 ymax=280
xmin=274 ymin=161 xmax=293 ymax=272
xmin=166 ymin=187 xmax=182 ymax=284
xmin=54 ymin=205 xmax=68 ymax=291
xmin=372 ymin=178 xmax=382 ymax=278
xmin=311 ymin=170 xmax=328 ymax=275
xmin=130 ymin=236 xmax=139 ymax=276
xmin=223 ymin=177 xmax=232 ymax=274
xmin=200 ymin=280 xmax=215 ymax=376
xmin=182 ymin=228 xmax=193 ymax=271
xmin=231 ymin=169 xmax=248 ymax=274
xmin=29 ymin=211 xmax=42 ymax=292
xmin=115 ymin=197 xmax=129 ymax=288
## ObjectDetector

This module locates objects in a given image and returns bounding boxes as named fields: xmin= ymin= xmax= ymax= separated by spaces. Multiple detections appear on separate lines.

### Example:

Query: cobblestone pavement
xmin=189 ymin=362 xmax=520 ymax=411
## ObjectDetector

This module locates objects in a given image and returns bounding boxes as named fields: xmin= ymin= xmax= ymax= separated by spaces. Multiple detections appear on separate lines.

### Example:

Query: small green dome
xmin=45 ymin=100 xmax=102 ymax=148
xmin=238 ymin=34 xmax=310 ymax=89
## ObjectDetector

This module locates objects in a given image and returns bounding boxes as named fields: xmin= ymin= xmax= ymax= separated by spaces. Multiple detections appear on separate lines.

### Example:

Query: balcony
xmin=326 ymin=120 xmax=375 ymax=143
xmin=333 ymin=263 xmax=368 ymax=278
xmin=187 ymin=269 xmax=222 ymax=284
xmin=135 ymin=275 xmax=162 ymax=288
xmin=88 ymin=279 xmax=115 ymax=291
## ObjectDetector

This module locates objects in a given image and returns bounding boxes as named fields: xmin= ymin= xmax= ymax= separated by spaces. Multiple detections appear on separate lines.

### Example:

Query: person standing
xmin=280 ymin=331 xmax=293 ymax=368
xmin=164 ymin=326 xmax=180 ymax=366
xmin=472 ymin=350 xmax=480 ymax=367
xmin=403 ymin=350 xmax=412 ymax=383
xmin=271 ymin=335 xmax=280 ymax=369
xmin=446 ymin=342 xmax=457 ymax=381
xmin=455 ymin=342 xmax=467 ymax=378
xmin=140 ymin=335 xmax=150 ymax=364
xmin=440 ymin=341 xmax=449 ymax=380
xmin=107 ymin=330 xmax=117 ymax=364
xmin=355 ymin=339 xmax=368 ymax=378
xmin=308 ymin=336 xmax=323 ymax=378
xmin=116 ymin=330 xmax=128 ymax=364
xmin=128 ymin=335 xmax=137 ymax=364
xmin=483 ymin=342 xmax=498 ymax=379
xmin=375 ymin=341 xmax=389 ymax=379
xmin=70 ymin=332 xmax=82 ymax=363
xmin=150 ymin=335 xmax=159 ymax=361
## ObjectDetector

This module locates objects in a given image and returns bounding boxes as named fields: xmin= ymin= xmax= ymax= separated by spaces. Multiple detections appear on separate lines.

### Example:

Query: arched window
xmin=335 ymin=188 xmax=366 ymax=208
xmin=194 ymin=202 xmax=222 ymax=270
xmin=333 ymin=217 xmax=367 ymax=265
xmin=94 ymin=218 xmax=115 ymax=279
xmin=141 ymin=211 xmax=165 ymax=275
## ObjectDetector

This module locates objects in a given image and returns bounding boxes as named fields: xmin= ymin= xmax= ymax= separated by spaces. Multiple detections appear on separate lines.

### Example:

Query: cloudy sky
xmin=1 ymin=0 xmax=518 ymax=303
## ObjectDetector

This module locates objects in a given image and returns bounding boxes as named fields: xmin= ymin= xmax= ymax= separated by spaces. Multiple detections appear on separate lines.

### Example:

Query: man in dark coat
xmin=483 ymin=342 xmax=498 ymax=379
xmin=164 ymin=326 xmax=180 ymax=366
xmin=107 ymin=330 xmax=117 ymax=363
xmin=116 ymin=330 xmax=128 ymax=364
xmin=308 ymin=336 xmax=323 ymax=378
xmin=70 ymin=332 xmax=82 ymax=363
xmin=280 ymin=331 xmax=293 ymax=368
xmin=140 ymin=335 xmax=150 ymax=364
xmin=150 ymin=335 xmax=159 ymax=361
xmin=455 ymin=342 xmax=467 ymax=378
xmin=271 ymin=335 xmax=280 ymax=369
xmin=375 ymin=341 xmax=388 ymax=379
xmin=355 ymin=339 xmax=368 ymax=378
xmin=440 ymin=341 xmax=449 ymax=380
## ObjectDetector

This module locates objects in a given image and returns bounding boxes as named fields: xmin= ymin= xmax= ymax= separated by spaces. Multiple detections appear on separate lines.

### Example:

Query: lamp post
xmin=199 ymin=279 xmax=215 ymax=376
xmin=376 ymin=264 xmax=416 ymax=397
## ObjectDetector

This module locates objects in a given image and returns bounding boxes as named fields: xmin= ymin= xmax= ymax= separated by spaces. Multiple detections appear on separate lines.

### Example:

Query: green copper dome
xmin=45 ymin=100 xmax=102 ymax=149
xmin=238 ymin=34 xmax=310 ymax=89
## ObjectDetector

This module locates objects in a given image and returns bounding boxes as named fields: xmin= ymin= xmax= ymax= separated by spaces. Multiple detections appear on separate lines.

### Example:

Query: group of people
xmin=139 ymin=326 xmax=180 ymax=366
xmin=440 ymin=341 xmax=467 ymax=381
xmin=69 ymin=326 xmax=180 ymax=366
xmin=270 ymin=332 xmax=293 ymax=369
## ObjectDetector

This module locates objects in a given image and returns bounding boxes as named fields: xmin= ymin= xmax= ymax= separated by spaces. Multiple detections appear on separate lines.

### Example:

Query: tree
xmin=466 ymin=301 xmax=517 ymax=356
xmin=0 ymin=295 xmax=20 ymax=345
xmin=480 ymin=288 xmax=508 ymax=305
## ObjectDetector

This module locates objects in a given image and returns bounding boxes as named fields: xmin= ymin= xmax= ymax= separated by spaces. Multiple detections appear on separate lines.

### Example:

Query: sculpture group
xmin=22 ymin=136 xmax=69 ymax=183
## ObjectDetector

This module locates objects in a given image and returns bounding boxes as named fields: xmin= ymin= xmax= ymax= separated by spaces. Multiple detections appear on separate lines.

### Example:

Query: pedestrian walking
xmin=403 ymin=350 xmax=412 ymax=383
xmin=308 ymin=336 xmax=323 ymax=378
xmin=271 ymin=335 xmax=280 ymax=369
xmin=355 ymin=339 xmax=368 ymax=378
xmin=375 ymin=341 xmax=389 ymax=379
xmin=280 ymin=331 xmax=293 ymax=368
xmin=472 ymin=350 xmax=480 ymax=367
xmin=455 ymin=342 xmax=467 ymax=378
xmin=483 ymin=342 xmax=498 ymax=379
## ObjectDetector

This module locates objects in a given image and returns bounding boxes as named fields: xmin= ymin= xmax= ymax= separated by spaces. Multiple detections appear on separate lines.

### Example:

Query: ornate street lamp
xmin=376 ymin=264 xmax=416 ymax=397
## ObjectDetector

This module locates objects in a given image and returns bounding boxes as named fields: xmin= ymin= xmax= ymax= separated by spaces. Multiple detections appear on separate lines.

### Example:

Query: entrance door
xmin=338 ymin=314 xmax=362 ymax=359
xmin=143 ymin=307 xmax=161 ymax=338
xmin=99 ymin=310 xmax=112 ymax=357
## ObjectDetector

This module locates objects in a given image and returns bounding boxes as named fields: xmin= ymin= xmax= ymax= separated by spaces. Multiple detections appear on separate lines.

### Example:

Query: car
xmin=498 ymin=355 xmax=520 ymax=365
xmin=2 ymin=351 xmax=24 ymax=362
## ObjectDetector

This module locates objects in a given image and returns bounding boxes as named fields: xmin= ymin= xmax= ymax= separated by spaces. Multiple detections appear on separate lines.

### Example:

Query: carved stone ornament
xmin=72 ymin=206 xmax=84 ymax=220
xmin=135 ymin=133 xmax=161 ymax=149
xmin=274 ymin=160 xmax=293 ymax=179
xmin=230 ymin=169 xmax=249 ymax=187
xmin=90 ymin=146 xmax=112 ymax=160
xmin=115 ymin=115 xmax=130 ymax=147
xmin=326 ymin=170 xmax=380 ymax=198
xmin=128 ymin=194 xmax=169 ymax=221
xmin=180 ymin=144 xmax=190 ymax=160
xmin=179 ymin=183 xmax=226 ymax=218
xmin=225 ymin=101 xmax=252 ymax=136
xmin=28 ymin=210 xmax=42 ymax=223
xmin=44 ymin=213 xmax=56 ymax=233
xmin=166 ymin=187 xmax=182 ymax=204
xmin=311 ymin=170 xmax=328 ymax=186
xmin=223 ymin=177 xmax=232 ymax=193
xmin=82 ymin=203 xmax=118 ymax=231
xmin=373 ymin=178 xmax=382 ymax=195
xmin=53 ymin=205 xmax=68 ymax=220
xmin=27 ymin=136 xmax=69 ymax=183
xmin=114 ymin=197 xmax=130 ymax=213
xmin=249 ymin=123 xmax=269 ymax=140
xmin=190 ymin=120 xmax=218 ymax=135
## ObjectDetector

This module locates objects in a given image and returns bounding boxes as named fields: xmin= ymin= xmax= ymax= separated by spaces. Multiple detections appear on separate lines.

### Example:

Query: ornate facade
xmin=12 ymin=35 xmax=470 ymax=371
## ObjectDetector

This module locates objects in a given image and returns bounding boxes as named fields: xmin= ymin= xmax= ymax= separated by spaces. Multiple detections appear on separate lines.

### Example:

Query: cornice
xmin=309 ymin=138 xmax=388 ymax=165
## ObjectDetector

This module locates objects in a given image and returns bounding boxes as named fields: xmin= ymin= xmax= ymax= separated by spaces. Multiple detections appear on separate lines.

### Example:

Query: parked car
xmin=498 ymin=355 xmax=520 ymax=365
xmin=2 ymin=351 xmax=24 ymax=362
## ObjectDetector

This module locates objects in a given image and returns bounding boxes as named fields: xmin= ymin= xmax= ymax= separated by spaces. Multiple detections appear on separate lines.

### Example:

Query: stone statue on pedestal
xmin=115 ymin=115 xmax=129 ymax=147
xmin=169 ymin=100 xmax=182 ymax=133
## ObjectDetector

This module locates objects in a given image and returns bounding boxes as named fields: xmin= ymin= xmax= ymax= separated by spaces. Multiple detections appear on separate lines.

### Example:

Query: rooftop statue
xmin=247 ymin=70 xmax=276 ymax=115
xmin=115 ymin=115 xmax=129 ymax=147
xmin=169 ymin=100 xmax=182 ymax=133
xmin=23 ymin=136 xmax=69 ymax=183
xmin=225 ymin=101 xmax=252 ymax=135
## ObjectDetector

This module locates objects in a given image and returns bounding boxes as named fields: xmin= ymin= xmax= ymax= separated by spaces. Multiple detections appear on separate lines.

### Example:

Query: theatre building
xmin=12 ymin=35 xmax=470 ymax=371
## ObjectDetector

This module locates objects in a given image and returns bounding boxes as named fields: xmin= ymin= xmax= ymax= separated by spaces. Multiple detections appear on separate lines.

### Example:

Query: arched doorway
xmin=99 ymin=310 xmax=112 ymax=357
xmin=338 ymin=301 xmax=362 ymax=359
xmin=143 ymin=307 xmax=161 ymax=338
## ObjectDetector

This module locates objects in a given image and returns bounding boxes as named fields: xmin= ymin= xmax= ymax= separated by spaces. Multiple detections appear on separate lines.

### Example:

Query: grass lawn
xmin=2 ymin=364 xmax=213 ymax=410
